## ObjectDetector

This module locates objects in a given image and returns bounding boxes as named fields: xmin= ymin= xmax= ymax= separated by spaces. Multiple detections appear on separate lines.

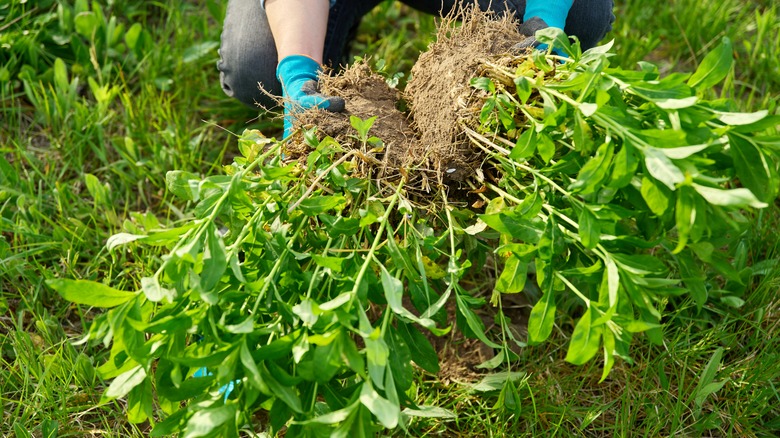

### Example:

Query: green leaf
xmin=641 ymin=176 xmax=672 ymax=216
xmin=675 ymin=249 xmax=708 ymax=309
xmin=74 ymin=11 xmax=99 ymax=37
xmin=125 ymin=23 xmax=143 ymax=51
xmin=687 ymin=37 xmax=733 ymax=90
xmin=654 ymin=96 xmax=699 ymax=109
xmin=625 ymin=320 xmax=663 ymax=333
xmin=604 ymin=257 xmax=620 ymax=308
xmin=312 ymin=254 xmax=345 ymax=273
xmin=127 ymin=379 xmax=153 ymax=424
xmin=535 ymin=27 xmax=574 ymax=57
xmin=184 ymin=404 xmax=236 ymax=438
xmin=509 ymin=128 xmax=536 ymax=160
xmin=359 ymin=383 xmax=399 ymax=429
xmin=151 ymin=409 xmax=188 ymax=437
xmin=569 ymin=140 xmax=614 ymax=195
xmin=324 ymin=216 xmax=360 ymax=238
xmin=578 ymin=102 xmax=598 ymax=117
xmin=13 ymin=423 xmax=30 ymax=438
xmin=241 ymin=340 xmax=269 ymax=393
xmin=297 ymin=195 xmax=346 ymax=215
xmin=527 ymin=286 xmax=556 ymax=344
xmin=140 ymin=277 xmax=174 ymax=303
xmin=673 ymin=186 xmax=696 ymax=253
xmin=514 ymin=76 xmax=532 ymax=103
xmin=495 ymin=254 xmax=528 ymax=293
xmin=730 ymin=135 xmax=778 ymax=203
xmin=470 ymin=371 xmax=527 ymax=392
xmin=84 ymin=173 xmax=107 ymax=205
xmin=599 ymin=329 xmax=615 ymax=382
xmin=166 ymin=170 xmax=200 ymax=201
xmin=128 ymin=311 xmax=192 ymax=334
xmin=201 ymin=225 xmax=227 ymax=291
xmin=104 ymin=365 xmax=147 ymax=400
xmin=380 ymin=265 xmax=435 ymax=328
xmin=565 ymin=307 xmax=602 ymax=365
xmin=693 ymin=348 xmax=727 ymax=411
xmin=478 ymin=213 xmax=542 ymax=243
xmin=644 ymin=147 xmax=684 ymax=190
xmin=455 ymin=289 xmax=501 ymax=349
xmin=260 ymin=362 xmax=303 ymax=413
xmin=608 ymin=143 xmax=638 ymax=189
xmin=350 ymin=115 xmax=378 ymax=140
xmin=402 ymin=406 xmax=457 ymax=419
xmin=577 ymin=206 xmax=600 ymax=249
xmin=295 ymin=402 xmax=358 ymax=425
xmin=40 ymin=419 xmax=58 ymax=438
xmin=48 ymin=279 xmax=136 ymax=308
xmin=573 ymin=111 xmax=594 ymax=153
xmin=395 ymin=322 xmax=439 ymax=374
xmin=656 ymin=144 xmax=712 ymax=159
xmin=106 ymin=233 xmax=148 ymax=251
xmin=471 ymin=77 xmax=495 ymax=92
xmin=222 ymin=317 xmax=254 ymax=334
xmin=537 ymin=132 xmax=556 ymax=164
xmin=733 ymin=115 xmax=780 ymax=133
xmin=714 ymin=109 xmax=768 ymax=125
xmin=692 ymin=184 xmax=767 ymax=208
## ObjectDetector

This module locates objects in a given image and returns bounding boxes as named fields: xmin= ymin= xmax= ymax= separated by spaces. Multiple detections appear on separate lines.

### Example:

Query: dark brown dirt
xmin=290 ymin=61 xmax=418 ymax=185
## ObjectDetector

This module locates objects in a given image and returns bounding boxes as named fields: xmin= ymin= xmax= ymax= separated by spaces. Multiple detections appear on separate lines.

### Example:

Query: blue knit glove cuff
xmin=276 ymin=55 xmax=345 ymax=138
xmin=523 ymin=0 xmax=573 ymax=30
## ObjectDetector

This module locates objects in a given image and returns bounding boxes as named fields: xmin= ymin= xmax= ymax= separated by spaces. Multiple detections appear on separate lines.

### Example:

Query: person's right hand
xmin=513 ymin=17 xmax=553 ymax=52
xmin=276 ymin=55 xmax=345 ymax=138
xmin=513 ymin=0 xmax=573 ymax=57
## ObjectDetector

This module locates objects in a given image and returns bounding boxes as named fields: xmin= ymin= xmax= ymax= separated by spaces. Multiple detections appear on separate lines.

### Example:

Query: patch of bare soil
xmin=430 ymin=291 xmax=531 ymax=385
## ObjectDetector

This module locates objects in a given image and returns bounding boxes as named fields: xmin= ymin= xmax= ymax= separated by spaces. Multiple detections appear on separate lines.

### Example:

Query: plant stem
xmin=287 ymin=150 xmax=358 ymax=214
xmin=348 ymin=180 xmax=404 ymax=307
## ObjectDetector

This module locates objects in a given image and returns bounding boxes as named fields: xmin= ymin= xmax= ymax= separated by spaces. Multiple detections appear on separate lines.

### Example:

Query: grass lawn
xmin=2 ymin=0 xmax=779 ymax=436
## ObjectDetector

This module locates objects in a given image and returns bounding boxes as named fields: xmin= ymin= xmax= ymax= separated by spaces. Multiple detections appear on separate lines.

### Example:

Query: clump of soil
xmin=405 ymin=9 xmax=521 ymax=183
xmin=287 ymin=7 xmax=528 ymax=195
xmin=292 ymin=61 xmax=419 ymax=185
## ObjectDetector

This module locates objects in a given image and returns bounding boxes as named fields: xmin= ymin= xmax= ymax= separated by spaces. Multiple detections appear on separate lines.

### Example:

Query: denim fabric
xmin=218 ymin=0 xmax=615 ymax=109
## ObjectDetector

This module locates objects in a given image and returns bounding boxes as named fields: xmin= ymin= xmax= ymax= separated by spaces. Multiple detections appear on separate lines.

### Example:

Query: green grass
xmin=2 ymin=0 xmax=779 ymax=436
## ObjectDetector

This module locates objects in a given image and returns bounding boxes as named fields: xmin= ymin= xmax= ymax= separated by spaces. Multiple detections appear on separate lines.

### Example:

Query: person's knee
xmin=218 ymin=51 xmax=279 ymax=110
xmin=218 ymin=0 xmax=280 ymax=109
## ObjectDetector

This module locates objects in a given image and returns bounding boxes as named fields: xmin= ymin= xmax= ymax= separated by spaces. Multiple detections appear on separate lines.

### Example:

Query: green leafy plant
xmin=464 ymin=29 xmax=777 ymax=373
xmin=48 ymin=30 xmax=779 ymax=435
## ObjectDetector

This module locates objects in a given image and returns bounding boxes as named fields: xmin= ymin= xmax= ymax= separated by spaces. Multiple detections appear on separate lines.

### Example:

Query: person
xmin=217 ymin=0 xmax=615 ymax=137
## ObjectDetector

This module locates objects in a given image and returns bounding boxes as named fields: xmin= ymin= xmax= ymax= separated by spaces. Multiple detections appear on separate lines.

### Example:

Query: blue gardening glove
xmin=276 ymin=55 xmax=345 ymax=138
xmin=194 ymin=367 xmax=237 ymax=400
xmin=514 ymin=0 xmax=573 ymax=56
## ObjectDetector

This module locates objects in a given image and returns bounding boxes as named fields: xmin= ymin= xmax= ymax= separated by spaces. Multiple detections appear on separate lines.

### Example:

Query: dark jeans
xmin=218 ymin=0 xmax=615 ymax=109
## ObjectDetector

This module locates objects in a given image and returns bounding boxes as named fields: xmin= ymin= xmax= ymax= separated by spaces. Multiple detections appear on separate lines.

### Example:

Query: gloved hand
xmin=513 ymin=0 xmax=573 ymax=56
xmin=276 ymin=55 xmax=345 ymax=138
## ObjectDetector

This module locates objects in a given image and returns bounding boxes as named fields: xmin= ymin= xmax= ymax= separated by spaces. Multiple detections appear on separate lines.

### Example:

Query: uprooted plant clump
xmin=51 ymin=7 xmax=780 ymax=437
xmin=290 ymin=8 xmax=530 ymax=193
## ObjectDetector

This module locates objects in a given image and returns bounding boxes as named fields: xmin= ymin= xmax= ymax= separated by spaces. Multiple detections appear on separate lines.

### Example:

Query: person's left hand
xmin=276 ymin=55 xmax=345 ymax=138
